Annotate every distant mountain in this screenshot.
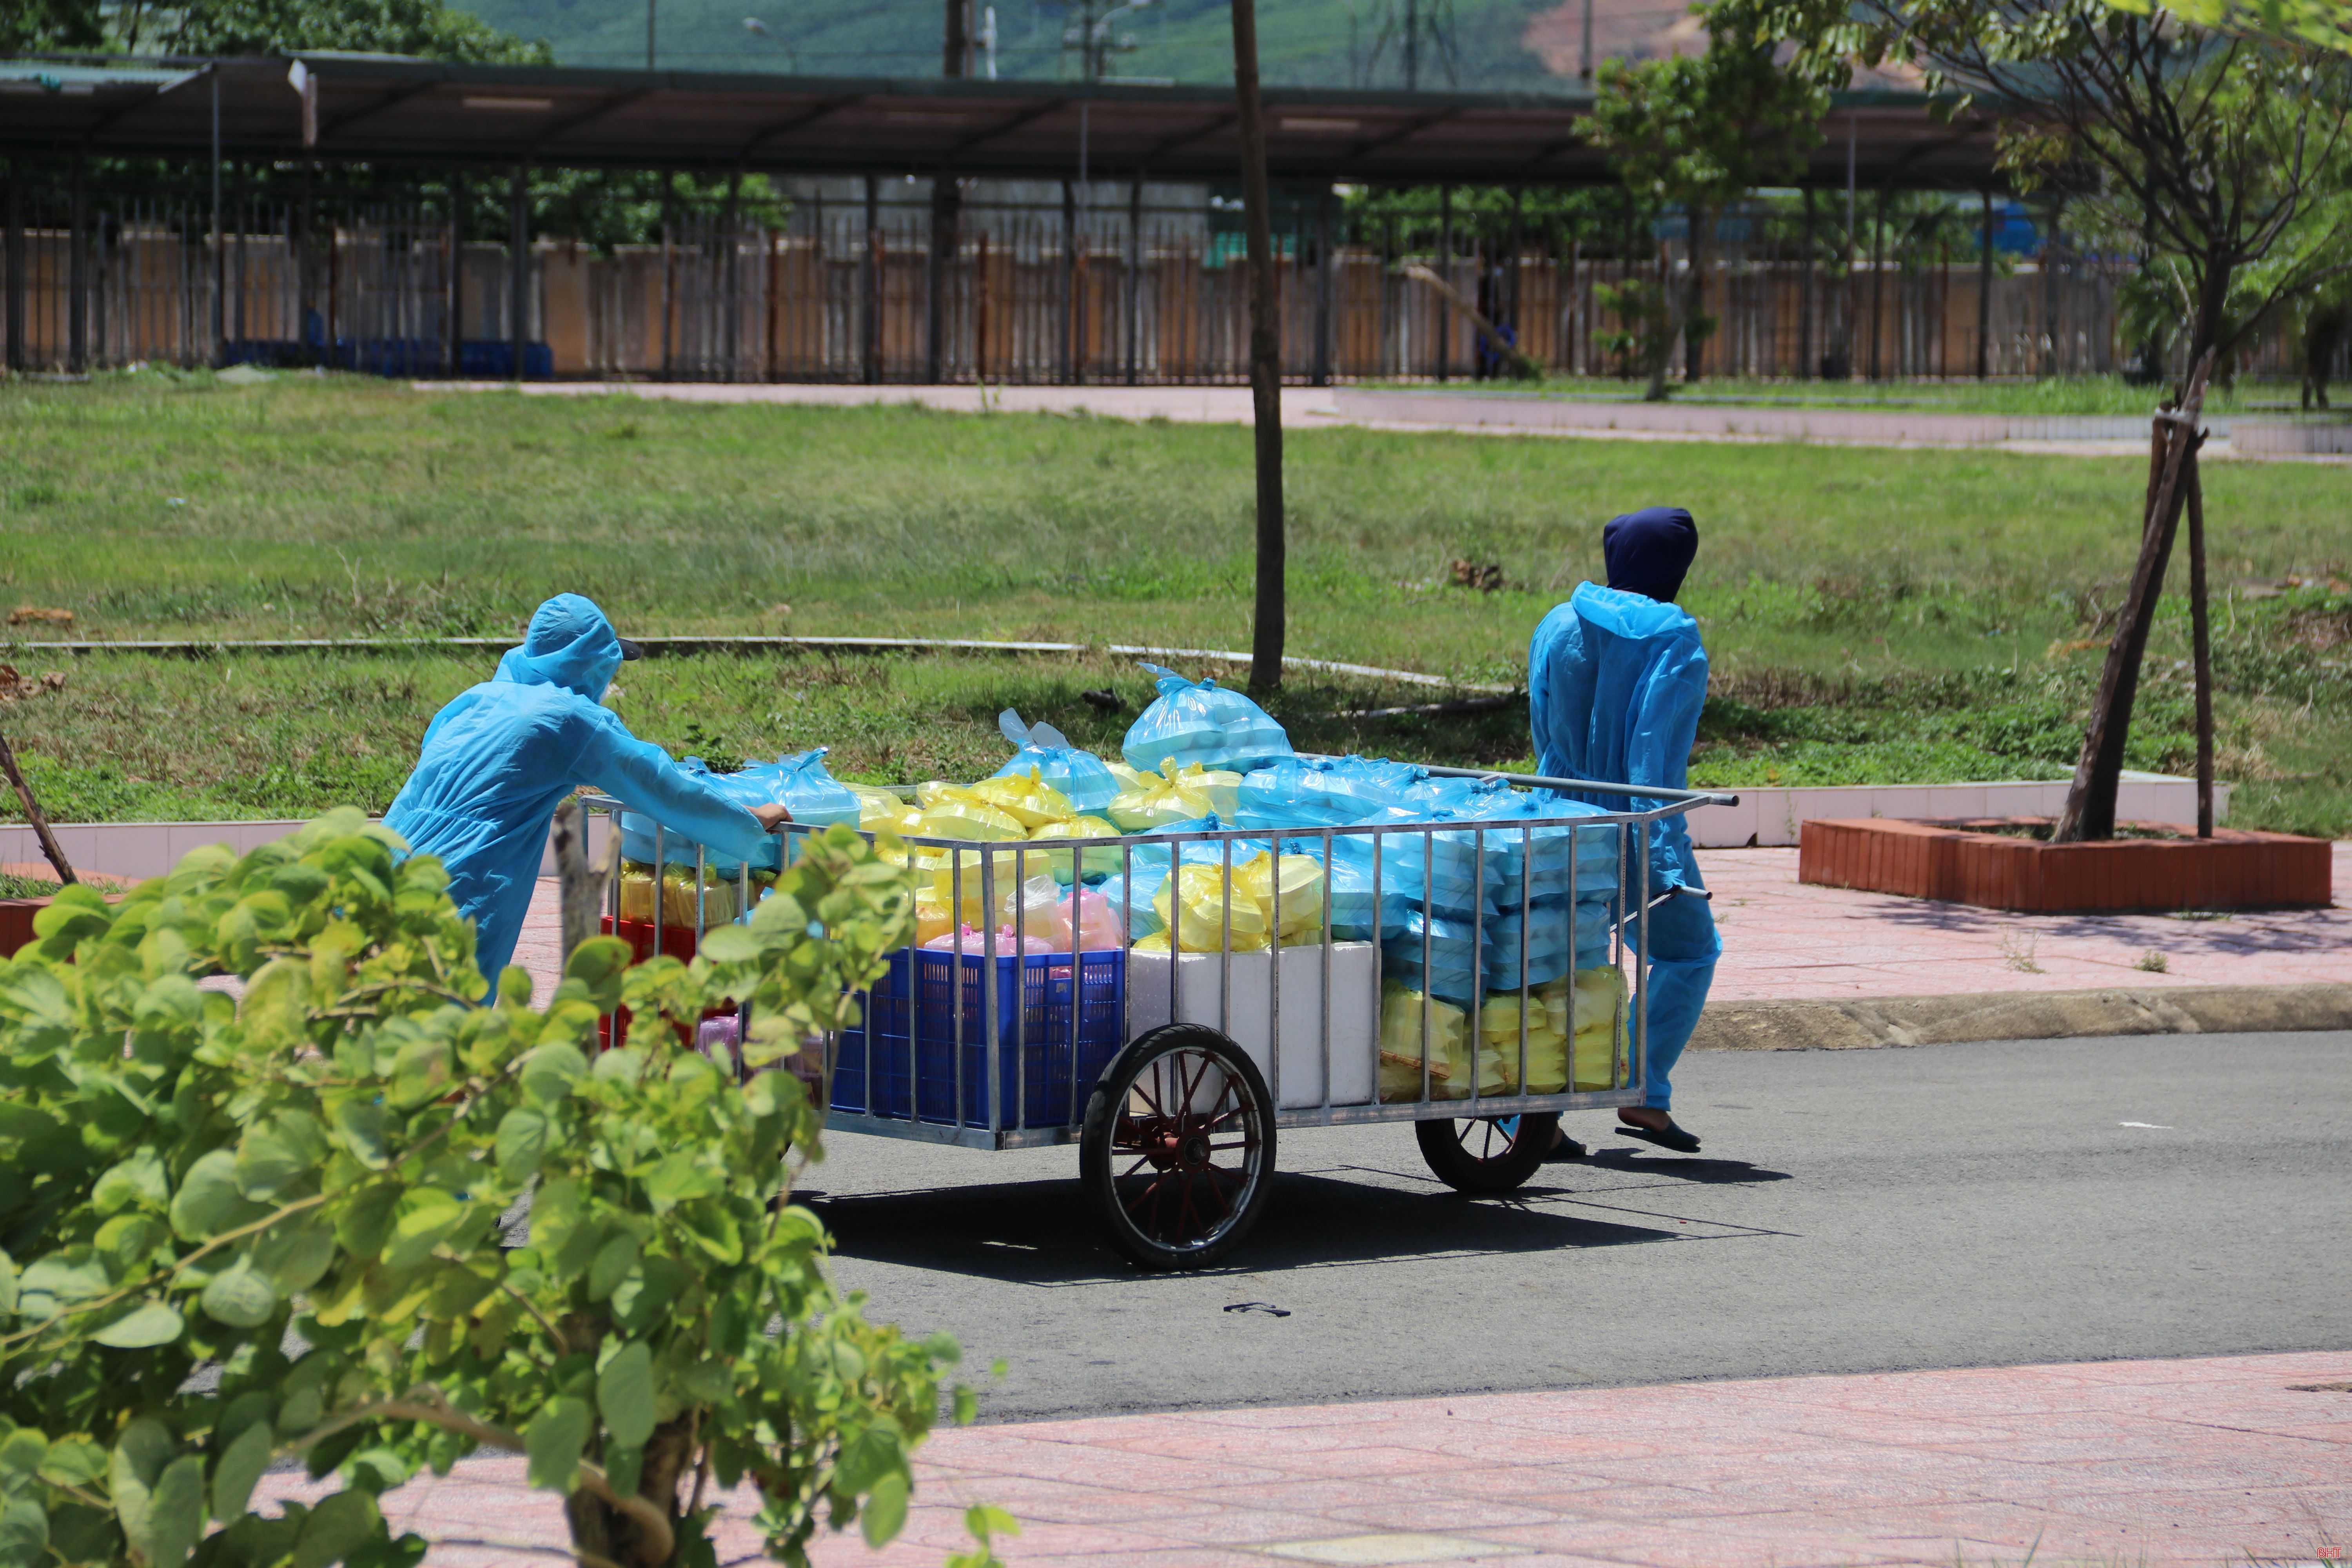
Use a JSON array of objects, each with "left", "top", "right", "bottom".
[{"left": 451, "top": 0, "right": 1715, "bottom": 90}]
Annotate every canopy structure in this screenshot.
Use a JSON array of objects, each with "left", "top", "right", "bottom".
[{"left": 1, "top": 55, "right": 2001, "bottom": 190}]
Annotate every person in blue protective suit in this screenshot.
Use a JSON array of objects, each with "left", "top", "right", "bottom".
[
  {"left": 1528, "top": 506, "right": 1717, "bottom": 1157},
  {"left": 385, "top": 594, "right": 791, "bottom": 995}
]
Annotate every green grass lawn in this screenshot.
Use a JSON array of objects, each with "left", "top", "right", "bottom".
[{"left": 2, "top": 370, "right": 2345, "bottom": 835}]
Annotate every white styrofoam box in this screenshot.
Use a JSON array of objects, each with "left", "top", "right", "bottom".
[{"left": 1126, "top": 941, "right": 1379, "bottom": 1110}]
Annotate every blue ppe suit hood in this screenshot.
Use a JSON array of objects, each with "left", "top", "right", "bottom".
[
  {"left": 1602, "top": 506, "right": 1699, "bottom": 604},
  {"left": 385, "top": 594, "right": 774, "bottom": 996},
  {"left": 1528, "top": 581, "right": 1719, "bottom": 1111}
]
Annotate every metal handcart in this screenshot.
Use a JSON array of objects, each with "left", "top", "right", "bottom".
[{"left": 581, "top": 765, "right": 1731, "bottom": 1271}]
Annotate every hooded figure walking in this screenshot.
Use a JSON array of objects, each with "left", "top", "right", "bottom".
[
  {"left": 1528, "top": 507, "right": 1717, "bottom": 1157},
  {"left": 386, "top": 593, "right": 791, "bottom": 995}
]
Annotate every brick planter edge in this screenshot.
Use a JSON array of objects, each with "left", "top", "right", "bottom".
[{"left": 1797, "top": 818, "right": 2334, "bottom": 913}]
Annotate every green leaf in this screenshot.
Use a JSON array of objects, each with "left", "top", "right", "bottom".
[
  {"left": 234, "top": 1114, "right": 327, "bottom": 1201},
  {"left": 35, "top": 1437, "right": 105, "bottom": 1489},
  {"left": 91, "top": 1301, "right": 185, "bottom": 1348},
  {"left": 17, "top": 1251, "right": 110, "bottom": 1321},
  {"left": 0, "top": 1430, "right": 48, "bottom": 1491},
  {"left": 332, "top": 1184, "right": 400, "bottom": 1257},
  {"left": 290, "top": 1490, "right": 381, "bottom": 1568},
  {"left": 93, "top": 1150, "right": 169, "bottom": 1217},
  {"left": 134, "top": 1454, "right": 205, "bottom": 1568},
  {"left": 596, "top": 1341, "right": 656, "bottom": 1450},
  {"left": 211, "top": 1421, "right": 273, "bottom": 1524},
  {"left": 330, "top": 1101, "right": 389, "bottom": 1170},
  {"left": 523, "top": 1398, "right": 590, "bottom": 1493},
  {"left": 642, "top": 1154, "right": 720, "bottom": 1211},
  {"left": 0, "top": 1498, "right": 47, "bottom": 1568},
  {"left": 831, "top": 1426, "right": 902, "bottom": 1495},
  {"left": 860, "top": 1471, "right": 909, "bottom": 1549},
  {"left": 254, "top": 1217, "right": 338, "bottom": 1294},
  {"left": 492, "top": 1109, "right": 548, "bottom": 1178},
  {"left": 562, "top": 935, "right": 633, "bottom": 1013},
  {"left": 585, "top": 1235, "right": 638, "bottom": 1303},
  {"left": 386, "top": 1036, "right": 452, "bottom": 1111},
  {"left": 169, "top": 1150, "right": 246, "bottom": 1240},
  {"left": 200, "top": 1262, "right": 279, "bottom": 1330},
  {"left": 382, "top": 1189, "right": 465, "bottom": 1272},
  {"left": 0, "top": 1249, "right": 15, "bottom": 1320},
  {"left": 519, "top": 1043, "right": 588, "bottom": 1107}
]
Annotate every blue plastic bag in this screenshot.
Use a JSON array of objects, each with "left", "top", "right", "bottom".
[
  {"left": 765, "top": 748, "right": 864, "bottom": 829},
  {"left": 1122, "top": 663, "right": 1294, "bottom": 774},
  {"left": 993, "top": 709, "right": 1121, "bottom": 815},
  {"left": 622, "top": 757, "right": 790, "bottom": 874},
  {"left": 1384, "top": 903, "right": 1611, "bottom": 1005},
  {"left": 1236, "top": 757, "right": 1380, "bottom": 831}
]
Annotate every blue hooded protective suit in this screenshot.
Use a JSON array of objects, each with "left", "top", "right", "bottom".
[
  {"left": 1528, "top": 580, "right": 1717, "bottom": 1111},
  {"left": 385, "top": 594, "right": 775, "bottom": 992}
]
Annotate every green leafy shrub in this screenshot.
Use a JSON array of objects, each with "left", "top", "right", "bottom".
[{"left": 0, "top": 810, "right": 970, "bottom": 1568}]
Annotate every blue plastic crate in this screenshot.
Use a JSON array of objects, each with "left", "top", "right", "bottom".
[{"left": 832, "top": 948, "right": 1126, "bottom": 1130}]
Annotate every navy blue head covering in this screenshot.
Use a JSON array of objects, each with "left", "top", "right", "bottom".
[{"left": 1602, "top": 507, "right": 1699, "bottom": 603}]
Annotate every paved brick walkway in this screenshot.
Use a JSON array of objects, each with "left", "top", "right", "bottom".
[
  {"left": 508, "top": 845, "right": 2351, "bottom": 1008},
  {"left": 258, "top": 1352, "right": 2351, "bottom": 1568}
]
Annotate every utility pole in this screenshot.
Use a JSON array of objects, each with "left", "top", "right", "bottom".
[
  {"left": 1403, "top": 0, "right": 1419, "bottom": 89},
  {"left": 944, "top": 0, "right": 969, "bottom": 75},
  {"left": 1579, "top": 0, "right": 1593, "bottom": 80},
  {"left": 646, "top": 0, "right": 657, "bottom": 69}
]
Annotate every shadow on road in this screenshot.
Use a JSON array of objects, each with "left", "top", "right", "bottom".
[
  {"left": 818, "top": 1168, "right": 1693, "bottom": 1285},
  {"left": 1570, "top": 1148, "right": 1795, "bottom": 1185}
]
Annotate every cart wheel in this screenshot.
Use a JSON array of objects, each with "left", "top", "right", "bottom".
[
  {"left": 1080, "top": 1024, "right": 1275, "bottom": 1271},
  {"left": 1415, "top": 1113, "right": 1560, "bottom": 1194}
]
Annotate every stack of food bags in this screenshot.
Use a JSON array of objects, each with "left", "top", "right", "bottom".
[
  {"left": 1121, "top": 663, "right": 1294, "bottom": 774},
  {"left": 1377, "top": 983, "right": 1469, "bottom": 1102}
]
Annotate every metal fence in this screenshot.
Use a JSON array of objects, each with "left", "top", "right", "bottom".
[{"left": 2, "top": 179, "right": 2318, "bottom": 385}]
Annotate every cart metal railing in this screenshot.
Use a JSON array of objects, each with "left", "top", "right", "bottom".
[{"left": 577, "top": 768, "right": 1731, "bottom": 1267}]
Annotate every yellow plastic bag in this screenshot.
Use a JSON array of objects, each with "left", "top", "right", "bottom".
[
  {"left": 1571, "top": 964, "right": 1627, "bottom": 1091},
  {"left": 1379, "top": 982, "right": 1468, "bottom": 1102},
  {"left": 968, "top": 768, "right": 1076, "bottom": 830},
  {"left": 1237, "top": 851, "right": 1325, "bottom": 941},
  {"left": 926, "top": 846, "right": 1031, "bottom": 927},
  {"left": 1152, "top": 863, "right": 1270, "bottom": 951},
  {"left": 1105, "top": 761, "right": 1245, "bottom": 832},
  {"left": 1027, "top": 814, "right": 1122, "bottom": 883},
  {"left": 845, "top": 783, "right": 913, "bottom": 831},
  {"left": 1477, "top": 987, "right": 1570, "bottom": 1095},
  {"left": 913, "top": 886, "right": 955, "bottom": 948},
  {"left": 617, "top": 860, "right": 743, "bottom": 927},
  {"left": 1104, "top": 759, "right": 1153, "bottom": 795},
  {"left": 915, "top": 785, "right": 1027, "bottom": 842}
]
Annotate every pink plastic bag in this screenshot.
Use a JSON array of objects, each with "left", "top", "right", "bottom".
[
  {"left": 1050, "top": 887, "right": 1126, "bottom": 953},
  {"left": 922, "top": 924, "right": 1065, "bottom": 955}
]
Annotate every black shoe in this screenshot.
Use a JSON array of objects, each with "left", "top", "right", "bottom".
[
  {"left": 1619, "top": 1118, "right": 1701, "bottom": 1154},
  {"left": 1542, "top": 1136, "right": 1588, "bottom": 1163}
]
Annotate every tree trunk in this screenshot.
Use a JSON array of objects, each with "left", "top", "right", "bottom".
[
  {"left": 1231, "top": 0, "right": 1285, "bottom": 698},
  {"left": 2052, "top": 349, "right": 2215, "bottom": 843},
  {"left": 1682, "top": 204, "right": 1708, "bottom": 383}
]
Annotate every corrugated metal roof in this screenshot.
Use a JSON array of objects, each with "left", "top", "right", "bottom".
[{"left": 0, "top": 54, "right": 2000, "bottom": 189}]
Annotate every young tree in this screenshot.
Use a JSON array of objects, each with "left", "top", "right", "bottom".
[
  {"left": 1586, "top": 0, "right": 1841, "bottom": 401},
  {"left": 1785, "top": 0, "right": 2352, "bottom": 382}
]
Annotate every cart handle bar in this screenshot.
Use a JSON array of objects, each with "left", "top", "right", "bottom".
[{"left": 1308, "top": 757, "right": 1740, "bottom": 809}]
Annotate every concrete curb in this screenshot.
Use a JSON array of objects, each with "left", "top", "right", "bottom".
[{"left": 1691, "top": 982, "right": 2352, "bottom": 1051}]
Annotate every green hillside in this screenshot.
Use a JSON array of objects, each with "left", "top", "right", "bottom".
[{"left": 455, "top": 0, "right": 1574, "bottom": 90}]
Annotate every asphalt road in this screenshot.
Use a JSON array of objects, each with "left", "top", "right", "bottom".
[{"left": 807, "top": 1031, "right": 2352, "bottom": 1423}]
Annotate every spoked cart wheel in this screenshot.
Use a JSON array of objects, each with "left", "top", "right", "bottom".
[
  {"left": 1414, "top": 1113, "right": 1561, "bottom": 1194},
  {"left": 1080, "top": 1025, "right": 1276, "bottom": 1270}
]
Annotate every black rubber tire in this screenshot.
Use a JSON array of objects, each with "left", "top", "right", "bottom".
[
  {"left": 1080, "top": 1024, "right": 1276, "bottom": 1270},
  {"left": 1414, "top": 1113, "right": 1561, "bottom": 1194}
]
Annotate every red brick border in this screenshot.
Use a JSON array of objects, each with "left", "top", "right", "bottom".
[{"left": 1798, "top": 818, "right": 2334, "bottom": 913}]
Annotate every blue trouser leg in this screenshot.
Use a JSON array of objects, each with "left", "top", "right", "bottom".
[{"left": 1629, "top": 859, "right": 1720, "bottom": 1112}]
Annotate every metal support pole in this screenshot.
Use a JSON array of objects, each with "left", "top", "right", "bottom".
[
  {"left": 1840, "top": 111, "right": 1855, "bottom": 379},
  {"left": 211, "top": 69, "right": 225, "bottom": 366},
  {"left": 1313, "top": 184, "right": 1333, "bottom": 387},
  {"left": 926, "top": 172, "right": 955, "bottom": 383},
  {"left": 4, "top": 166, "right": 22, "bottom": 373},
  {"left": 1231, "top": 0, "right": 1286, "bottom": 696},
  {"left": 67, "top": 154, "right": 87, "bottom": 372},
  {"left": 1436, "top": 182, "right": 1451, "bottom": 381},
  {"left": 1798, "top": 185, "right": 1815, "bottom": 379},
  {"left": 1579, "top": 0, "right": 1593, "bottom": 80},
  {"left": 508, "top": 161, "right": 528, "bottom": 382},
  {"left": 863, "top": 174, "right": 882, "bottom": 384},
  {"left": 1126, "top": 175, "right": 1143, "bottom": 385},
  {"left": 2186, "top": 443, "right": 2214, "bottom": 837},
  {"left": 1060, "top": 178, "right": 1076, "bottom": 384},
  {"left": 1977, "top": 189, "right": 1993, "bottom": 381}
]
